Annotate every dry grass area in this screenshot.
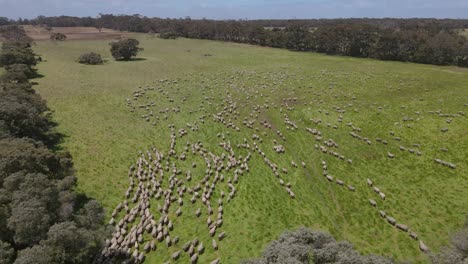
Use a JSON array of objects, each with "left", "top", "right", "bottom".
[{"left": 23, "top": 25, "right": 130, "bottom": 41}]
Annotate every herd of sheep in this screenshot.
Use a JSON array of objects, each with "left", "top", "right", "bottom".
[{"left": 103, "top": 69, "right": 462, "bottom": 263}]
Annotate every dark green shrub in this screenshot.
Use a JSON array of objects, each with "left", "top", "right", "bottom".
[
  {"left": 0, "top": 241, "right": 14, "bottom": 264},
  {"left": 78, "top": 52, "right": 103, "bottom": 65},
  {"left": 0, "top": 43, "right": 37, "bottom": 67},
  {"left": 159, "top": 31, "right": 179, "bottom": 39},
  {"left": 0, "top": 70, "right": 28, "bottom": 83},
  {"left": 50, "top": 32, "right": 67, "bottom": 41},
  {"left": 0, "top": 25, "right": 33, "bottom": 47},
  {"left": 5, "top": 64, "right": 36, "bottom": 78},
  {"left": 245, "top": 228, "right": 393, "bottom": 264}
]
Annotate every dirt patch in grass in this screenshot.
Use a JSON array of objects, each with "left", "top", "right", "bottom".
[{"left": 23, "top": 25, "right": 131, "bottom": 41}]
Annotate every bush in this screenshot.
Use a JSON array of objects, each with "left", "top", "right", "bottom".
[
  {"left": 0, "top": 43, "right": 37, "bottom": 67},
  {"left": 159, "top": 31, "right": 179, "bottom": 39},
  {"left": 244, "top": 227, "right": 393, "bottom": 264},
  {"left": 109, "top": 38, "right": 142, "bottom": 61},
  {"left": 5, "top": 64, "right": 36, "bottom": 78},
  {"left": 78, "top": 52, "right": 103, "bottom": 65},
  {"left": 14, "top": 245, "right": 55, "bottom": 264},
  {"left": 0, "top": 25, "right": 33, "bottom": 47},
  {"left": 50, "top": 32, "right": 66, "bottom": 41},
  {"left": 431, "top": 217, "right": 468, "bottom": 264},
  {"left": 0, "top": 86, "right": 51, "bottom": 142},
  {"left": 0, "top": 241, "right": 14, "bottom": 264},
  {"left": 0, "top": 70, "right": 29, "bottom": 83}
]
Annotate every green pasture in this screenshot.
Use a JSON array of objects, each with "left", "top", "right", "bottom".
[{"left": 32, "top": 35, "right": 468, "bottom": 263}]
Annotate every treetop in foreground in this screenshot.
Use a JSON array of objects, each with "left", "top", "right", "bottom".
[{"left": 244, "top": 227, "right": 394, "bottom": 264}]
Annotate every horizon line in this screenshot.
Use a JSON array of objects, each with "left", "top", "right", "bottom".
[{"left": 4, "top": 14, "right": 468, "bottom": 21}]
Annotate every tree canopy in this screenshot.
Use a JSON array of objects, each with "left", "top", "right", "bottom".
[
  {"left": 109, "top": 38, "right": 142, "bottom": 61},
  {"left": 244, "top": 228, "right": 393, "bottom": 264},
  {"left": 21, "top": 15, "right": 468, "bottom": 67},
  {"left": 0, "top": 25, "right": 108, "bottom": 264}
]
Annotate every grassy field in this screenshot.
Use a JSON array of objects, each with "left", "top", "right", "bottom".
[{"left": 32, "top": 35, "right": 468, "bottom": 264}]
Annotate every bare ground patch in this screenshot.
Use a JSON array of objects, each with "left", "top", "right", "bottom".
[{"left": 23, "top": 25, "right": 131, "bottom": 41}]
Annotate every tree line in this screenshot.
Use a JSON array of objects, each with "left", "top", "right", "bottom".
[
  {"left": 4, "top": 15, "right": 468, "bottom": 33},
  {"left": 0, "top": 25, "right": 109, "bottom": 264},
  {"left": 4, "top": 15, "right": 468, "bottom": 67}
]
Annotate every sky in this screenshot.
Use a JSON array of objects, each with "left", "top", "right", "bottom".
[{"left": 0, "top": 0, "right": 467, "bottom": 20}]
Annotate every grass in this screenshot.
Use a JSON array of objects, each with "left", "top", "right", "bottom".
[{"left": 32, "top": 35, "right": 468, "bottom": 264}]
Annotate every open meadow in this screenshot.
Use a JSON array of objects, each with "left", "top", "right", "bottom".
[{"left": 32, "top": 33, "right": 468, "bottom": 264}]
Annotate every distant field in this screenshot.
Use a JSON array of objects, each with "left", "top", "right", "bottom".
[
  {"left": 33, "top": 34, "right": 468, "bottom": 264},
  {"left": 23, "top": 25, "right": 130, "bottom": 41}
]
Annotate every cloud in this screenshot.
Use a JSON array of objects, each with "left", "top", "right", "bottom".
[{"left": 0, "top": 0, "right": 467, "bottom": 19}]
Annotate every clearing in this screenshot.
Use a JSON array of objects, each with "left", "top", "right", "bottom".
[{"left": 32, "top": 34, "right": 468, "bottom": 264}]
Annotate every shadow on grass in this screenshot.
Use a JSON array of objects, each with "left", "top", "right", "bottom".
[
  {"left": 116, "top": 57, "right": 147, "bottom": 62},
  {"left": 33, "top": 73, "right": 45, "bottom": 79},
  {"left": 42, "top": 117, "right": 70, "bottom": 152},
  {"left": 47, "top": 129, "right": 69, "bottom": 152}
]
